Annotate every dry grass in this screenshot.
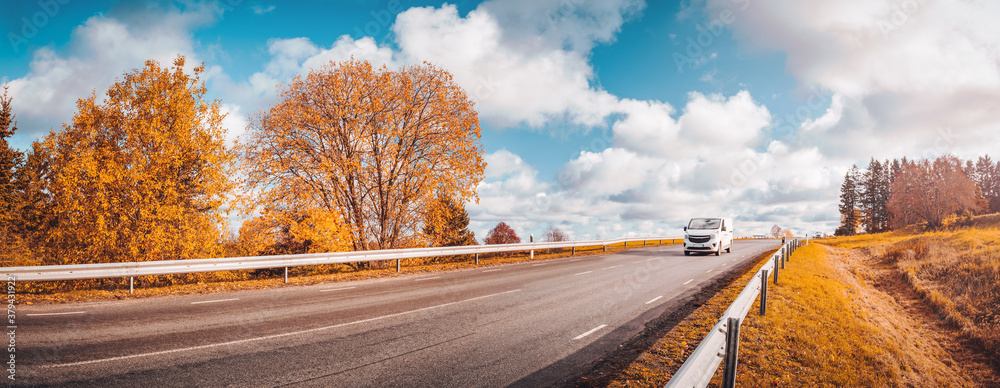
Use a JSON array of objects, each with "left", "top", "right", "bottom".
[
  {"left": 608, "top": 233, "right": 1000, "bottom": 387},
  {"left": 16, "top": 240, "right": 681, "bottom": 305},
  {"left": 605, "top": 248, "right": 779, "bottom": 387},
  {"left": 825, "top": 221, "right": 1000, "bottom": 365}
]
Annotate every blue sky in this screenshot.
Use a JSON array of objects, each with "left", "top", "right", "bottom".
[{"left": 3, "top": 0, "right": 999, "bottom": 240}]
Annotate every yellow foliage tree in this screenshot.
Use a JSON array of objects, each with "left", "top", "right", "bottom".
[
  {"left": 236, "top": 208, "right": 352, "bottom": 256},
  {"left": 41, "top": 55, "right": 235, "bottom": 264},
  {"left": 241, "top": 59, "right": 485, "bottom": 252}
]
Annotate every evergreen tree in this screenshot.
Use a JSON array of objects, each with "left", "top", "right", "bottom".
[
  {"left": 0, "top": 85, "right": 22, "bottom": 229},
  {"left": 423, "top": 194, "right": 477, "bottom": 247},
  {"left": 837, "top": 165, "right": 861, "bottom": 236},
  {"left": 973, "top": 155, "right": 1000, "bottom": 213}
]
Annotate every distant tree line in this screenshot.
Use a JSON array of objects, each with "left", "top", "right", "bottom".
[{"left": 837, "top": 154, "right": 995, "bottom": 235}]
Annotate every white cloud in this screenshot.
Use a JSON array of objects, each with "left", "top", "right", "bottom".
[
  {"left": 5, "top": 2, "right": 227, "bottom": 148},
  {"left": 393, "top": 4, "right": 620, "bottom": 127},
  {"left": 708, "top": 0, "right": 1000, "bottom": 162},
  {"left": 252, "top": 5, "right": 276, "bottom": 15},
  {"left": 473, "top": 89, "right": 842, "bottom": 237}
]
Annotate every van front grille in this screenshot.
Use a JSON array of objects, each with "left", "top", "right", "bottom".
[{"left": 689, "top": 236, "right": 711, "bottom": 243}]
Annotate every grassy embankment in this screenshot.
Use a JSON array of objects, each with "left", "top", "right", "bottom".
[
  {"left": 16, "top": 239, "right": 682, "bottom": 304},
  {"left": 606, "top": 217, "right": 1000, "bottom": 387}
]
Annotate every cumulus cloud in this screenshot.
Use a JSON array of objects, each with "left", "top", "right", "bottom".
[
  {"left": 707, "top": 0, "right": 1000, "bottom": 161},
  {"left": 7, "top": 3, "right": 217, "bottom": 145},
  {"left": 393, "top": 4, "right": 621, "bottom": 127}
]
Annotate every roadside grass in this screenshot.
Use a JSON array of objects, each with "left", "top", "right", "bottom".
[
  {"left": 823, "top": 221, "right": 1000, "bottom": 367},
  {"left": 15, "top": 239, "right": 682, "bottom": 305},
  {"left": 608, "top": 238, "right": 994, "bottom": 387},
  {"left": 603, "top": 247, "right": 779, "bottom": 387}
]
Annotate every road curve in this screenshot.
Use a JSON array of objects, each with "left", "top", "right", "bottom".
[{"left": 19, "top": 239, "right": 779, "bottom": 387}]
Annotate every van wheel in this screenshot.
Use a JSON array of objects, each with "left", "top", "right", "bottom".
[
  {"left": 684, "top": 251, "right": 690, "bottom": 256},
  {"left": 726, "top": 244, "right": 731, "bottom": 253},
  {"left": 714, "top": 246, "right": 720, "bottom": 256}
]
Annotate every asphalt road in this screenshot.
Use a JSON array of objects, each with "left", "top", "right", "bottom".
[{"left": 17, "top": 239, "right": 779, "bottom": 387}]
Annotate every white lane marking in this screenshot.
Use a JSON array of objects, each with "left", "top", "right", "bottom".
[
  {"left": 602, "top": 265, "right": 622, "bottom": 270},
  {"left": 706, "top": 269, "right": 712, "bottom": 273},
  {"left": 573, "top": 324, "right": 608, "bottom": 340},
  {"left": 645, "top": 296, "right": 663, "bottom": 305},
  {"left": 573, "top": 271, "right": 592, "bottom": 276},
  {"left": 482, "top": 269, "right": 503, "bottom": 273},
  {"left": 632, "top": 260, "right": 644, "bottom": 264},
  {"left": 25, "top": 311, "right": 86, "bottom": 317},
  {"left": 46, "top": 289, "right": 523, "bottom": 368},
  {"left": 319, "top": 287, "right": 356, "bottom": 292},
  {"left": 414, "top": 277, "right": 441, "bottom": 282},
  {"left": 531, "top": 263, "right": 549, "bottom": 267},
  {"left": 683, "top": 279, "right": 694, "bottom": 285},
  {"left": 720, "top": 263, "right": 727, "bottom": 267},
  {"left": 568, "top": 259, "right": 581, "bottom": 262},
  {"left": 190, "top": 298, "right": 239, "bottom": 305}
]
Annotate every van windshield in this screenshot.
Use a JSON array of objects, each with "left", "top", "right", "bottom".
[{"left": 688, "top": 218, "right": 721, "bottom": 230}]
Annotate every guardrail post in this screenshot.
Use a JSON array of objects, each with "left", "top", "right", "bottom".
[
  {"left": 530, "top": 235, "right": 534, "bottom": 259},
  {"left": 722, "top": 317, "right": 742, "bottom": 388},
  {"left": 397, "top": 258, "right": 401, "bottom": 272},
  {"left": 643, "top": 240, "right": 646, "bottom": 247},
  {"left": 781, "top": 248, "right": 786, "bottom": 269},
  {"left": 760, "top": 270, "right": 768, "bottom": 316},
  {"left": 284, "top": 267, "right": 288, "bottom": 283},
  {"left": 129, "top": 277, "right": 134, "bottom": 294},
  {"left": 603, "top": 244, "right": 606, "bottom": 252},
  {"left": 773, "top": 257, "right": 779, "bottom": 285},
  {"left": 475, "top": 253, "right": 479, "bottom": 265},
  {"left": 571, "top": 246, "right": 575, "bottom": 255}
]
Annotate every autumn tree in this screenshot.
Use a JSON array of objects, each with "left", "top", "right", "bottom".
[
  {"left": 242, "top": 59, "right": 485, "bottom": 252},
  {"left": 423, "top": 193, "right": 476, "bottom": 247},
  {"left": 40, "top": 56, "right": 236, "bottom": 265},
  {"left": 484, "top": 222, "right": 520, "bottom": 245},
  {"left": 544, "top": 226, "right": 569, "bottom": 242},
  {"left": 887, "top": 156, "right": 979, "bottom": 229},
  {"left": 769, "top": 224, "right": 783, "bottom": 239},
  {"left": 234, "top": 208, "right": 352, "bottom": 256}
]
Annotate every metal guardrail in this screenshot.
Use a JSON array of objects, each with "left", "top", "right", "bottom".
[
  {"left": 665, "top": 239, "right": 801, "bottom": 388},
  {"left": 1, "top": 236, "right": 682, "bottom": 282}
]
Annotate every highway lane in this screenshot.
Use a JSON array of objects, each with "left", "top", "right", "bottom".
[{"left": 18, "top": 239, "right": 780, "bottom": 387}]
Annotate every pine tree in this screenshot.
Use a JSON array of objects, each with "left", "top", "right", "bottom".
[
  {"left": 423, "top": 194, "right": 477, "bottom": 247},
  {"left": 973, "top": 155, "right": 1000, "bottom": 213},
  {"left": 0, "top": 85, "right": 23, "bottom": 229},
  {"left": 837, "top": 165, "right": 861, "bottom": 236}
]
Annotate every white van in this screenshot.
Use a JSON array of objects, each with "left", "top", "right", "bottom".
[{"left": 683, "top": 217, "right": 733, "bottom": 256}]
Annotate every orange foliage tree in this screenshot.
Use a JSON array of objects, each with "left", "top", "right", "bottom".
[
  {"left": 241, "top": 60, "right": 485, "bottom": 252},
  {"left": 39, "top": 56, "right": 235, "bottom": 264},
  {"left": 888, "top": 156, "right": 979, "bottom": 229}
]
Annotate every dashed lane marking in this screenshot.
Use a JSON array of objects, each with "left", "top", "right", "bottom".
[
  {"left": 26, "top": 311, "right": 86, "bottom": 316},
  {"left": 573, "top": 324, "right": 607, "bottom": 340},
  {"left": 191, "top": 298, "right": 239, "bottom": 305},
  {"left": 320, "top": 287, "right": 356, "bottom": 292}
]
